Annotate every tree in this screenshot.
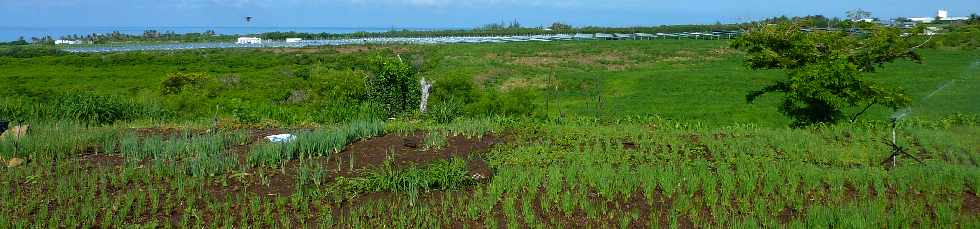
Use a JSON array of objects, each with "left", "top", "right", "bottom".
[
  {"left": 847, "top": 9, "right": 872, "bottom": 21},
  {"left": 508, "top": 19, "right": 522, "bottom": 29},
  {"left": 549, "top": 22, "right": 572, "bottom": 31},
  {"left": 731, "top": 22, "right": 923, "bottom": 127},
  {"left": 11, "top": 37, "right": 28, "bottom": 45}
]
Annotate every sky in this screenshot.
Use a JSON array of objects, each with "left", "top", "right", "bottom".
[{"left": 0, "top": 0, "right": 978, "bottom": 28}]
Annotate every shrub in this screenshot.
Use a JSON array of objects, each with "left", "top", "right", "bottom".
[
  {"left": 226, "top": 99, "right": 262, "bottom": 124},
  {"left": 161, "top": 72, "right": 212, "bottom": 95},
  {"left": 312, "top": 69, "right": 368, "bottom": 101},
  {"left": 430, "top": 73, "right": 480, "bottom": 104},
  {"left": 367, "top": 56, "right": 419, "bottom": 117}
]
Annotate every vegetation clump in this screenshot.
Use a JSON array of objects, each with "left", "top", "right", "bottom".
[
  {"left": 368, "top": 56, "right": 420, "bottom": 117},
  {"left": 733, "top": 22, "right": 923, "bottom": 126},
  {"left": 161, "top": 72, "right": 213, "bottom": 95}
]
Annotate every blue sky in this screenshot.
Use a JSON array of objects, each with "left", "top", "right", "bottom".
[{"left": 1, "top": 0, "right": 978, "bottom": 28}]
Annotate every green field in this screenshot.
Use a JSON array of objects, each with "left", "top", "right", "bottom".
[{"left": 0, "top": 40, "right": 978, "bottom": 227}]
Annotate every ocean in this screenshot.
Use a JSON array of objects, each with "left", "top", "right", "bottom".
[{"left": 0, "top": 26, "right": 446, "bottom": 42}]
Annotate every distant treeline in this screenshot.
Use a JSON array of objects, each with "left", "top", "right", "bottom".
[{"left": 257, "top": 24, "right": 746, "bottom": 40}]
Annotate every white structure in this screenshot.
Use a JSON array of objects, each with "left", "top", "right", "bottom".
[
  {"left": 236, "top": 37, "right": 262, "bottom": 44},
  {"left": 908, "top": 17, "right": 935, "bottom": 23},
  {"left": 908, "top": 9, "right": 970, "bottom": 23},
  {"left": 419, "top": 78, "right": 432, "bottom": 113},
  {"left": 285, "top": 38, "right": 303, "bottom": 43},
  {"left": 55, "top": 40, "right": 83, "bottom": 45}
]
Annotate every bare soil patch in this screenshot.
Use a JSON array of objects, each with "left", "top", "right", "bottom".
[
  {"left": 333, "top": 132, "right": 500, "bottom": 177},
  {"left": 964, "top": 190, "right": 980, "bottom": 216}
]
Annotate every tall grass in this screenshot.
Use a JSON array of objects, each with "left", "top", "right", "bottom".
[{"left": 248, "top": 120, "right": 384, "bottom": 167}]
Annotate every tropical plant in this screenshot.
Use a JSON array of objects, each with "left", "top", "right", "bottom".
[{"left": 731, "top": 22, "right": 923, "bottom": 126}]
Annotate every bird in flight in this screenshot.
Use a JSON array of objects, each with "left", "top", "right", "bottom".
[{"left": 245, "top": 16, "right": 253, "bottom": 23}]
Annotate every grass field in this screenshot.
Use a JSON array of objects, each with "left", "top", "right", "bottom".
[{"left": 0, "top": 40, "right": 978, "bottom": 227}]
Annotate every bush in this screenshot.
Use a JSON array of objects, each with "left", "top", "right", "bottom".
[
  {"left": 161, "top": 72, "right": 212, "bottom": 95},
  {"left": 430, "top": 73, "right": 479, "bottom": 104},
  {"left": 367, "top": 56, "right": 419, "bottom": 117},
  {"left": 312, "top": 69, "right": 368, "bottom": 101},
  {"left": 226, "top": 99, "right": 262, "bottom": 124}
]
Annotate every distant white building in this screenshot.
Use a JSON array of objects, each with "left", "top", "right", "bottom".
[
  {"left": 285, "top": 38, "right": 303, "bottom": 43},
  {"left": 236, "top": 37, "right": 262, "bottom": 44},
  {"left": 55, "top": 40, "right": 83, "bottom": 45},
  {"left": 908, "top": 9, "right": 970, "bottom": 23}
]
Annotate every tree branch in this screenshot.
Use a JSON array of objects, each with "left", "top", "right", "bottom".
[{"left": 850, "top": 100, "right": 876, "bottom": 122}]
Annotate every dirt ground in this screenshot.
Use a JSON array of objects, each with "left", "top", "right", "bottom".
[{"left": 207, "top": 131, "right": 502, "bottom": 198}]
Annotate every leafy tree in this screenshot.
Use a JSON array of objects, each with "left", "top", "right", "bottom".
[
  {"left": 732, "top": 22, "right": 923, "bottom": 127},
  {"left": 847, "top": 9, "right": 873, "bottom": 21},
  {"left": 549, "top": 22, "right": 573, "bottom": 31},
  {"left": 368, "top": 56, "right": 419, "bottom": 117}
]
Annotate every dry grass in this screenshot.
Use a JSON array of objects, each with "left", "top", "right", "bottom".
[{"left": 498, "top": 77, "right": 548, "bottom": 92}]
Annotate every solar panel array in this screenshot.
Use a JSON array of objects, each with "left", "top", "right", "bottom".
[{"left": 62, "top": 32, "right": 742, "bottom": 53}]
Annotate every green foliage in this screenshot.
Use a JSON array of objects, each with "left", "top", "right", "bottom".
[
  {"left": 313, "top": 101, "right": 383, "bottom": 124},
  {"left": 161, "top": 72, "right": 213, "bottom": 95},
  {"left": 930, "top": 24, "right": 980, "bottom": 49},
  {"left": 467, "top": 88, "right": 537, "bottom": 117},
  {"left": 422, "top": 131, "right": 449, "bottom": 150},
  {"left": 368, "top": 56, "right": 420, "bottom": 117},
  {"left": 330, "top": 158, "right": 474, "bottom": 202},
  {"left": 0, "top": 46, "right": 67, "bottom": 58},
  {"left": 732, "top": 22, "right": 921, "bottom": 126},
  {"left": 430, "top": 74, "right": 479, "bottom": 104},
  {"left": 549, "top": 22, "right": 573, "bottom": 31},
  {"left": 248, "top": 120, "right": 384, "bottom": 167},
  {"left": 0, "top": 39, "right": 974, "bottom": 126},
  {"left": 226, "top": 99, "right": 263, "bottom": 124},
  {"left": 53, "top": 92, "right": 145, "bottom": 125},
  {"left": 311, "top": 69, "right": 368, "bottom": 101},
  {"left": 427, "top": 97, "right": 465, "bottom": 123}
]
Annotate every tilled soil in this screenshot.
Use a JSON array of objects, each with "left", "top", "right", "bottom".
[{"left": 332, "top": 132, "right": 499, "bottom": 176}]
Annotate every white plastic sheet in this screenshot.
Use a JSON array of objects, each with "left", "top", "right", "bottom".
[{"left": 266, "top": 134, "right": 296, "bottom": 143}]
